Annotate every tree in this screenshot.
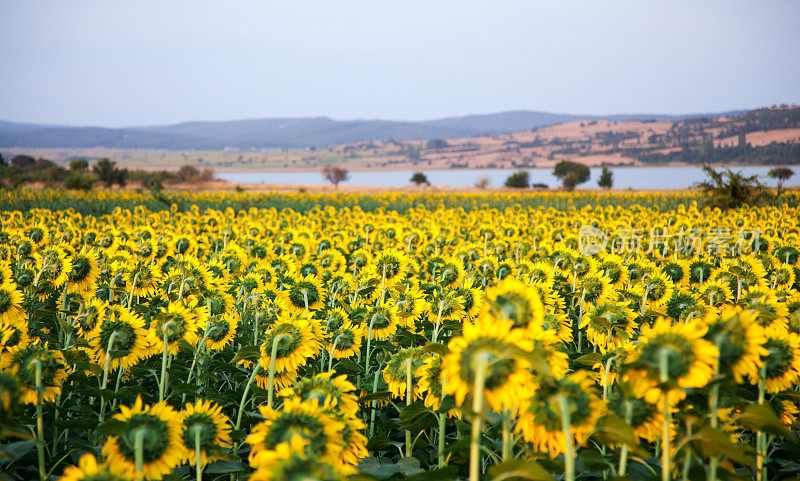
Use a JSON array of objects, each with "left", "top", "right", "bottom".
[
  {"left": 695, "top": 164, "right": 769, "bottom": 209},
  {"left": 93, "top": 158, "right": 117, "bottom": 187},
  {"left": 410, "top": 172, "right": 430, "bottom": 186},
  {"left": 426, "top": 139, "right": 448, "bottom": 149},
  {"left": 768, "top": 167, "right": 794, "bottom": 195},
  {"left": 474, "top": 177, "right": 490, "bottom": 189},
  {"left": 176, "top": 165, "right": 200, "bottom": 182},
  {"left": 598, "top": 167, "right": 613, "bottom": 189},
  {"left": 322, "top": 166, "right": 348, "bottom": 188},
  {"left": 504, "top": 171, "right": 529, "bottom": 189},
  {"left": 553, "top": 160, "right": 590, "bottom": 191},
  {"left": 11, "top": 155, "right": 35, "bottom": 168},
  {"left": 70, "top": 159, "right": 89, "bottom": 172}
]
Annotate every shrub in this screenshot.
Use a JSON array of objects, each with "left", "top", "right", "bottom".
[{"left": 504, "top": 171, "right": 529, "bottom": 188}]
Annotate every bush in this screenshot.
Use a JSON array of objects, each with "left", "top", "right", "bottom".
[
  {"left": 504, "top": 171, "right": 530, "bottom": 189},
  {"left": 64, "top": 172, "right": 95, "bottom": 190},
  {"left": 695, "top": 164, "right": 770, "bottom": 209}
]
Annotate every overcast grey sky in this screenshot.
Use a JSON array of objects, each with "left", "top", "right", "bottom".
[{"left": 1, "top": 0, "right": 798, "bottom": 127}]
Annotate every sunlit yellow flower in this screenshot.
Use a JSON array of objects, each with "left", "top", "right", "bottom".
[
  {"left": 179, "top": 399, "right": 232, "bottom": 465},
  {"left": 59, "top": 453, "right": 127, "bottom": 481},
  {"left": 441, "top": 315, "right": 534, "bottom": 412},
  {"left": 103, "top": 396, "right": 185, "bottom": 480},
  {"left": 516, "top": 372, "right": 606, "bottom": 457}
]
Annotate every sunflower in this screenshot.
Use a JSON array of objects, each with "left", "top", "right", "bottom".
[
  {"left": 279, "top": 372, "right": 359, "bottom": 417},
  {"left": 327, "top": 319, "right": 364, "bottom": 360},
  {"left": 258, "top": 312, "right": 322, "bottom": 375},
  {"left": 247, "top": 434, "right": 344, "bottom": 481},
  {"left": 125, "top": 262, "right": 161, "bottom": 298},
  {"left": 441, "top": 315, "right": 534, "bottom": 412},
  {"left": 179, "top": 399, "right": 232, "bottom": 466},
  {"left": 626, "top": 318, "right": 719, "bottom": 405},
  {"left": 90, "top": 305, "right": 149, "bottom": 371},
  {"left": 640, "top": 271, "right": 674, "bottom": 309},
  {"left": 704, "top": 307, "right": 767, "bottom": 383},
  {"left": 661, "top": 260, "right": 690, "bottom": 285},
  {"left": 0, "top": 321, "right": 30, "bottom": 353},
  {"left": 664, "top": 290, "right": 702, "bottom": 320},
  {"left": 364, "top": 300, "right": 400, "bottom": 341},
  {"left": 67, "top": 248, "right": 100, "bottom": 294},
  {"left": 425, "top": 289, "right": 465, "bottom": 328},
  {"left": 280, "top": 274, "right": 326, "bottom": 313},
  {"left": 392, "top": 283, "right": 427, "bottom": 329},
  {"left": 608, "top": 394, "right": 663, "bottom": 442},
  {"left": 0, "top": 370, "right": 20, "bottom": 416},
  {"left": 482, "top": 276, "right": 545, "bottom": 330},
  {"left": 0, "top": 343, "right": 70, "bottom": 404},
  {"left": 698, "top": 279, "right": 733, "bottom": 307},
  {"left": 246, "top": 398, "right": 345, "bottom": 469},
  {"left": 580, "top": 302, "right": 638, "bottom": 353},
  {"left": 383, "top": 347, "right": 428, "bottom": 400},
  {"left": 0, "top": 282, "right": 25, "bottom": 328},
  {"left": 416, "top": 354, "right": 456, "bottom": 414},
  {"left": 204, "top": 311, "right": 238, "bottom": 351},
  {"left": 771, "top": 263, "right": 796, "bottom": 289},
  {"left": 59, "top": 453, "right": 127, "bottom": 481},
  {"left": 527, "top": 260, "right": 557, "bottom": 286},
  {"left": 149, "top": 300, "right": 200, "bottom": 355},
  {"left": 369, "top": 249, "right": 410, "bottom": 289},
  {"left": 515, "top": 372, "right": 605, "bottom": 457},
  {"left": 103, "top": 397, "right": 185, "bottom": 480},
  {"left": 756, "top": 330, "right": 800, "bottom": 393},
  {"left": 33, "top": 246, "right": 72, "bottom": 289}
]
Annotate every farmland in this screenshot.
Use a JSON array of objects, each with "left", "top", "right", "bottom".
[{"left": 1, "top": 190, "right": 799, "bottom": 481}]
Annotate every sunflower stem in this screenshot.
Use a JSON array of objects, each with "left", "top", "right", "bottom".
[
  {"left": 469, "top": 352, "right": 489, "bottom": 481},
  {"left": 159, "top": 321, "right": 174, "bottom": 402},
  {"left": 502, "top": 410, "right": 512, "bottom": 461},
  {"left": 194, "top": 425, "right": 203, "bottom": 481},
  {"left": 577, "top": 288, "right": 586, "bottom": 352},
  {"left": 364, "top": 313, "right": 378, "bottom": 373},
  {"left": 234, "top": 363, "right": 260, "bottom": 433},
  {"left": 381, "top": 263, "right": 387, "bottom": 304},
  {"left": 127, "top": 272, "right": 140, "bottom": 309},
  {"left": 756, "top": 363, "right": 766, "bottom": 481},
  {"left": 369, "top": 369, "right": 381, "bottom": 438},
  {"left": 557, "top": 394, "right": 575, "bottom": 481},
  {"left": 99, "top": 331, "right": 119, "bottom": 423},
  {"left": 438, "top": 412, "right": 447, "bottom": 468},
  {"left": 134, "top": 428, "right": 145, "bottom": 481},
  {"left": 328, "top": 335, "right": 341, "bottom": 372},
  {"left": 405, "top": 357, "right": 413, "bottom": 458},
  {"left": 659, "top": 347, "right": 671, "bottom": 481},
  {"left": 34, "top": 359, "right": 46, "bottom": 481},
  {"left": 301, "top": 289, "right": 309, "bottom": 312},
  {"left": 618, "top": 399, "right": 633, "bottom": 477},
  {"left": 432, "top": 300, "right": 445, "bottom": 344},
  {"left": 267, "top": 334, "right": 289, "bottom": 408}
]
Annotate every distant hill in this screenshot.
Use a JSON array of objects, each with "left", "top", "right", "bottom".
[{"left": 0, "top": 109, "right": 748, "bottom": 150}]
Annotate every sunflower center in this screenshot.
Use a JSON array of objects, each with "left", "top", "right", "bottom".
[
  {"left": 100, "top": 321, "right": 137, "bottom": 358},
  {"left": 70, "top": 257, "right": 92, "bottom": 282},
  {"left": 458, "top": 339, "right": 517, "bottom": 390},
  {"left": 289, "top": 283, "right": 319, "bottom": 308},
  {"left": 492, "top": 292, "right": 533, "bottom": 327},
  {"left": 639, "top": 333, "right": 693, "bottom": 379},
  {"left": 119, "top": 414, "right": 170, "bottom": 463},
  {"left": 265, "top": 413, "right": 325, "bottom": 455},
  {"left": 764, "top": 339, "right": 792, "bottom": 379},
  {"left": 0, "top": 290, "right": 12, "bottom": 312},
  {"left": 333, "top": 329, "right": 355, "bottom": 349},
  {"left": 182, "top": 413, "right": 219, "bottom": 449},
  {"left": 207, "top": 319, "right": 230, "bottom": 342}
]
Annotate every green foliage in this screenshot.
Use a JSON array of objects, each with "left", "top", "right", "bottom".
[
  {"left": 553, "top": 160, "right": 590, "bottom": 191},
  {"left": 504, "top": 171, "right": 530, "bottom": 189},
  {"left": 695, "top": 164, "right": 770, "bottom": 209}
]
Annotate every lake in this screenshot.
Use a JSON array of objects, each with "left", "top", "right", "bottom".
[{"left": 216, "top": 166, "right": 800, "bottom": 189}]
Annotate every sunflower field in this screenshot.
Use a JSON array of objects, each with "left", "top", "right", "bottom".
[{"left": 1, "top": 191, "right": 800, "bottom": 481}]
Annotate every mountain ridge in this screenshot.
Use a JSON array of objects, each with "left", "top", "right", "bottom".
[{"left": 0, "top": 109, "right": 753, "bottom": 150}]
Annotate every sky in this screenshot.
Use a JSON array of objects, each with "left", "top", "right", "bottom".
[{"left": 1, "top": 0, "right": 799, "bottom": 127}]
